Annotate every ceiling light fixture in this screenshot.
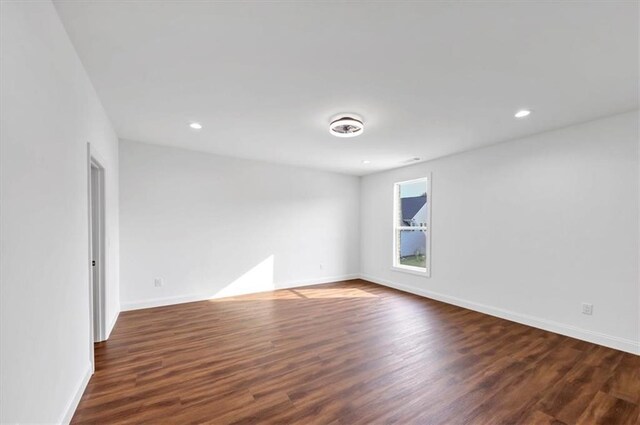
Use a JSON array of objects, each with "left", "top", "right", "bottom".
[
  {"left": 329, "top": 114, "right": 364, "bottom": 138},
  {"left": 362, "top": 160, "right": 371, "bottom": 164},
  {"left": 189, "top": 122, "right": 203, "bottom": 130},
  {"left": 514, "top": 110, "right": 531, "bottom": 118}
]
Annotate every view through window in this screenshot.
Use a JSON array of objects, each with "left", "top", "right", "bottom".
[{"left": 393, "top": 177, "right": 430, "bottom": 274}]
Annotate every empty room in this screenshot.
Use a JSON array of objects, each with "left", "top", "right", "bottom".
[{"left": 1, "top": 0, "right": 639, "bottom": 424}]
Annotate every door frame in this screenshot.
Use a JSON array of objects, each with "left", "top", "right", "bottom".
[{"left": 87, "top": 143, "right": 107, "bottom": 371}]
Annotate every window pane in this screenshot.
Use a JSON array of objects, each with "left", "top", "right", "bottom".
[
  {"left": 398, "top": 181, "right": 427, "bottom": 227},
  {"left": 397, "top": 229, "right": 426, "bottom": 269}
]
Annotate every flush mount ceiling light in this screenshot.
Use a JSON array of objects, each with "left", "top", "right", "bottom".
[
  {"left": 514, "top": 110, "right": 531, "bottom": 118},
  {"left": 329, "top": 114, "right": 364, "bottom": 138},
  {"left": 362, "top": 160, "right": 371, "bottom": 164},
  {"left": 189, "top": 122, "right": 203, "bottom": 130}
]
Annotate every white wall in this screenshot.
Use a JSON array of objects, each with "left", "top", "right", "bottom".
[
  {"left": 0, "top": 1, "right": 120, "bottom": 423},
  {"left": 119, "top": 140, "right": 360, "bottom": 309},
  {"left": 361, "top": 111, "right": 640, "bottom": 354}
]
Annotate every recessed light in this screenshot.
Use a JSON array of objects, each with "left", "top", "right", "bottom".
[
  {"left": 514, "top": 110, "right": 531, "bottom": 118},
  {"left": 329, "top": 114, "right": 364, "bottom": 138},
  {"left": 189, "top": 122, "right": 203, "bottom": 130},
  {"left": 362, "top": 160, "right": 371, "bottom": 164}
]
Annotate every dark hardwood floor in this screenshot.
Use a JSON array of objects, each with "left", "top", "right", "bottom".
[{"left": 72, "top": 279, "right": 639, "bottom": 424}]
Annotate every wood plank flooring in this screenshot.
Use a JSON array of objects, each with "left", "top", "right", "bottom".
[{"left": 72, "top": 279, "right": 640, "bottom": 424}]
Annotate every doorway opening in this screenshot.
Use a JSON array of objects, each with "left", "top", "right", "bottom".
[{"left": 88, "top": 146, "right": 106, "bottom": 370}]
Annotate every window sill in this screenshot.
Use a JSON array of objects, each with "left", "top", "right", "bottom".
[{"left": 391, "top": 266, "right": 430, "bottom": 278}]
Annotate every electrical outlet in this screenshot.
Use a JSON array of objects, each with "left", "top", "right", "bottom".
[
  {"left": 582, "top": 303, "right": 593, "bottom": 315},
  {"left": 154, "top": 277, "right": 163, "bottom": 287}
]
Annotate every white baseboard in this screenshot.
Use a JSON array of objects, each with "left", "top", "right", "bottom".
[
  {"left": 105, "top": 309, "right": 120, "bottom": 339},
  {"left": 121, "top": 274, "right": 360, "bottom": 311},
  {"left": 361, "top": 274, "right": 640, "bottom": 355},
  {"left": 61, "top": 313, "right": 119, "bottom": 422},
  {"left": 60, "top": 365, "right": 92, "bottom": 425}
]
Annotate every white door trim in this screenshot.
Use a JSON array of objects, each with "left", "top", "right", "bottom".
[{"left": 87, "top": 143, "right": 107, "bottom": 372}]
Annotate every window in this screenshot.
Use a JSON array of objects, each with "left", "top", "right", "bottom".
[{"left": 393, "top": 177, "right": 430, "bottom": 276}]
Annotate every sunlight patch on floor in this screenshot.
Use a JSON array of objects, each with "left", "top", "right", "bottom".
[
  {"left": 211, "top": 289, "right": 302, "bottom": 301},
  {"left": 210, "top": 286, "right": 378, "bottom": 301},
  {"left": 292, "top": 287, "right": 378, "bottom": 299}
]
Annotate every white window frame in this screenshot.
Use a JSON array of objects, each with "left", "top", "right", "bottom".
[{"left": 392, "top": 175, "right": 431, "bottom": 277}]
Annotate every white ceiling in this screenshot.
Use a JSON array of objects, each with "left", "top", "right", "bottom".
[{"left": 54, "top": 1, "right": 638, "bottom": 175}]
